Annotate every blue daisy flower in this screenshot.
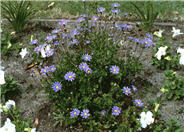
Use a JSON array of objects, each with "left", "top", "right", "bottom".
[
  {"left": 122, "top": 87, "right": 131, "bottom": 95},
  {"left": 52, "top": 81, "right": 62, "bottom": 92},
  {"left": 110, "top": 65, "right": 119, "bottom": 74},
  {"left": 41, "top": 66, "right": 49, "bottom": 75},
  {"left": 30, "top": 39, "right": 38, "bottom": 45},
  {"left": 51, "top": 29, "right": 61, "bottom": 34},
  {"left": 97, "top": 7, "right": 105, "bottom": 13},
  {"left": 132, "top": 85, "right": 138, "bottom": 92},
  {"left": 92, "top": 16, "right": 99, "bottom": 23},
  {"left": 64, "top": 72, "right": 76, "bottom": 81},
  {"left": 78, "top": 17, "right": 85, "bottom": 23},
  {"left": 79, "top": 62, "right": 89, "bottom": 71},
  {"left": 112, "top": 3, "right": 120, "bottom": 8},
  {"left": 112, "top": 106, "right": 121, "bottom": 116},
  {"left": 70, "top": 108, "right": 80, "bottom": 118},
  {"left": 134, "top": 99, "right": 144, "bottom": 107},
  {"left": 82, "top": 54, "right": 92, "bottom": 61},
  {"left": 85, "top": 68, "right": 92, "bottom": 74},
  {"left": 100, "top": 110, "right": 106, "bottom": 116},
  {"left": 59, "top": 19, "right": 68, "bottom": 26},
  {"left": 49, "top": 65, "right": 56, "bottom": 72},
  {"left": 81, "top": 109, "right": 90, "bottom": 119},
  {"left": 46, "top": 49, "right": 54, "bottom": 57},
  {"left": 34, "top": 45, "right": 42, "bottom": 53},
  {"left": 111, "top": 9, "right": 120, "bottom": 15}
]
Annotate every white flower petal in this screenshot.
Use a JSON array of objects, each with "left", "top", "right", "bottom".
[
  {"left": 0, "top": 70, "right": 6, "bottom": 85},
  {"left": 20, "top": 48, "right": 28, "bottom": 59},
  {"left": 3, "top": 100, "right": 16, "bottom": 110},
  {"left": 31, "top": 128, "right": 36, "bottom": 132},
  {"left": 179, "top": 55, "right": 184, "bottom": 65},
  {"left": 0, "top": 118, "right": 16, "bottom": 132}
]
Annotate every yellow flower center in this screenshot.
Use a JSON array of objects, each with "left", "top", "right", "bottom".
[
  {"left": 115, "top": 10, "right": 117, "bottom": 13},
  {"left": 38, "top": 49, "right": 40, "bottom": 51},
  {"left": 49, "top": 51, "right": 51, "bottom": 53},
  {"left": 83, "top": 66, "right": 85, "bottom": 68},
  {"left": 138, "top": 102, "right": 140, "bottom": 104},
  {"left": 113, "top": 69, "right": 116, "bottom": 71},
  {"left": 145, "top": 41, "right": 148, "bottom": 44},
  {"left": 44, "top": 70, "right": 46, "bottom": 72},
  {"left": 56, "top": 86, "right": 59, "bottom": 89},
  {"left": 63, "top": 22, "right": 65, "bottom": 25},
  {"left": 125, "top": 90, "right": 128, "bottom": 93},
  {"left": 84, "top": 113, "right": 87, "bottom": 115},
  {"left": 114, "top": 110, "right": 117, "bottom": 112},
  {"left": 88, "top": 70, "right": 90, "bottom": 73},
  {"left": 69, "top": 76, "right": 72, "bottom": 78},
  {"left": 95, "top": 18, "right": 97, "bottom": 21},
  {"left": 86, "top": 57, "right": 88, "bottom": 59},
  {"left": 74, "top": 112, "right": 77, "bottom": 115},
  {"left": 51, "top": 68, "right": 54, "bottom": 70}
]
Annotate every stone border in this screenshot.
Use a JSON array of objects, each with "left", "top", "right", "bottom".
[{"left": 1, "top": 18, "right": 184, "bottom": 27}]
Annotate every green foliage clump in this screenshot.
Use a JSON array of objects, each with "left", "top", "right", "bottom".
[
  {"left": 130, "top": 1, "right": 159, "bottom": 32},
  {"left": 153, "top": 119, "right": 183, "bottom": 132},
  {"left": 1, "top": 104, "right": 33, "bottom": 132},
  {"left": 163, "top": 119, "right": 184, "bottom": 132},
  {"left": 150, "top": 38, "right": 180, "bottom": 70},
  {"left": 2, "top": 1, "right": 34, "bottom": 33},
  {"left": 0, "top": 31, "right": 21, "bottom": 56},
  {"left": 1, "top": 77, "right": 21, "bottom": 103},
  {"left": 163, "top": 70, "right": 184, "bottom": 100}
]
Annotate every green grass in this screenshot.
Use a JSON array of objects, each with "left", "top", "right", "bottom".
[{"left": 30, "top": 1, "right": 184, "bottom": 20}]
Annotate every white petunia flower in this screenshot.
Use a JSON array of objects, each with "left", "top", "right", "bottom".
[
  {"left": 140, "top": 111, "right": 154, "bottom": 128},
  {"left": 177, "top": 47, "right": 184, "bottom": 65},
  {"left": 177, "top": 47, "right": 184, "bottom": 55},
  {"left": 20, "top": 48, "right": 28, "bottom": 59},
  {"left": 3, "top": 100, "right": 16, "bottom": 111},
  {"left": 41, "top": 45, "right": 51, "bottom": 58},
  {"left": 179, "top": 55, "right": 184, "bottom": 65},
  {"left": 172, "top": 27, "right": 183, "bottom": 38},
  {"left": 31, "top": 128, "right": 36, "bottom": 132},
  {"left": 0, "top": 118, "right": 16, "bottom": 132},
  {"left": 0, "top": 69, "right": 6, "bottom": 85},
  {"left": 155, "top": 46, "right": 168, "bottom": 60},
  {"left": 153, "top": 29, "right": 164, "bottom": 38}
]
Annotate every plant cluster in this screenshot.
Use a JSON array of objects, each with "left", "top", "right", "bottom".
[
  {"left": 0, "top": 100, "right": 36, "bottom": 132},
  {"left": 162, "top": 70, "right": 184, "bottom": 100},
  {"left": 2, "top": 1, "right": 34, "bottom": 33},
  {"left": 130, "top": 1, "right": 159, "bottom": 32},
  {"left": 25, "top": 3, "right": 153, "bottom": 131},
  {"left": 1, "top": 77, "right": 21, "bottom": 103},
  {"left": 150, "top": 38, "right": 180, "bottom": 70},
  {"left": 0, "top": 31, "right": 21, "bottom": 56}
]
